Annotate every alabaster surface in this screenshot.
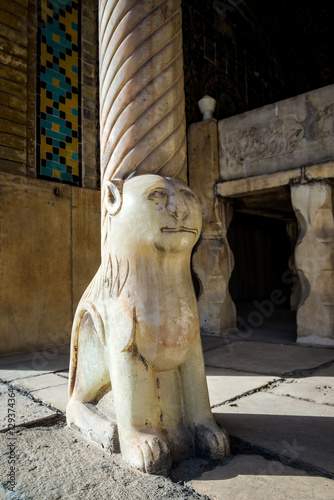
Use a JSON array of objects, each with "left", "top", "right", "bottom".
[{"left": 66, "top": 175, "right": 230, "bottom": 473}]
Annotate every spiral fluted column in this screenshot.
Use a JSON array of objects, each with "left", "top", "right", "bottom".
[{"left": 99, "top": 0, "right": 187, "bottom": 247}]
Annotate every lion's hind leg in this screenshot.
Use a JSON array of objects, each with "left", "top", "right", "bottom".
[{"left": 66, "top": 312, "right": 118, "bottom": 451}]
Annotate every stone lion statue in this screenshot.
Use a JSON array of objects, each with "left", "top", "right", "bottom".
[{"left": 66, "top": 174, "right": 230, "bottom": 473}]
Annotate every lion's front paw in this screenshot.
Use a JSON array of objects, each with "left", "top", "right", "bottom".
[
  {"left": 195, "top": 420, "right": 230, "bottom": 460},
  {"left": 121, "top": 431, "right": 172, "bottom": 473}
]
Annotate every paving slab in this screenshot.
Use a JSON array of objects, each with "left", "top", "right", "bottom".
[
  {"left": 313, "top": 362, "right": 334, "bottom": 377},
  {"left": 11, "top": 373, "right": 69, "bottom": 413},
  {"left": 201, "top": 335, "right": 232, "bottom": 352},
  {"left": 0, "top": 352, "right": 70, "bottom": 382},
  {"left": 12, "top": 373, "right": 68, "bottom": 392},
  {"left": 0, "top": 383, "right": 56, "bottom": 431},
  {"left": 33, "top": 384, "right": 69, "bottom": 413},
  {"left": 0, "top": 424, "right": 206, "bottom": 500},
  {"left": 204, "top": 341, "right": 334, "bottom": 375},
  {"left": 206, "top": 366, "right": 279, "bottom": 406},
  {"left": 190, "top": 454, "right": 334, "bottom": 500},
  {"left": 269, "top": 371, "right": 334, "bottom": 405},
  {"left": 0, "top": 351, "right": 45, "bottom": 367},
  {"left": 213, "top": 392, "right": 334, "bottom": 476},
  {"left": 0, "top": 346, "right": 69, "bottom": 366}
]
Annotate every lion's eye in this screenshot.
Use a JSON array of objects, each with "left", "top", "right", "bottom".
[
  {"left": 148, "top": 189, "right": 167, "bottom": 200},
  {"left": 181, "top": 189, "right": 196, "bottom": 200}
]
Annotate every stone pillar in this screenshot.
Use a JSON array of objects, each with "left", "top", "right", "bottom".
[
  {"left": 286, "top": 220, "right": 301, "bottom": 310},
  {"left": 188, "top": 118, "right": 237, "bottom": 335},
  {"left": 291, "top": 182, "right": 334, "bottom": 345},
  {"left": 99, "top": 0, "right": 187, "bottom": 251}
]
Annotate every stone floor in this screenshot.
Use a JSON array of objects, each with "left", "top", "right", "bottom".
[{"left": 0, "top": 327, "right": 334, "bottom": 500}]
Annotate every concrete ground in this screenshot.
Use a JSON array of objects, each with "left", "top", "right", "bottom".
[{"left": 0, "top": 322, "right": 334, "bottom": 500}]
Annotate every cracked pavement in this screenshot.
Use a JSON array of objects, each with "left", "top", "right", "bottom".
[{"left": 0, "top": 332, "right": 334, "bottom": 499}]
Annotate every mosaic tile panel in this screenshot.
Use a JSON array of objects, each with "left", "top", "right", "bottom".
[{"left": 37, "top": 0, "right": 81, "bottom": 185}]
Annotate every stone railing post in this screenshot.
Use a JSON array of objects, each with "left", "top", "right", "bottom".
[
  {"left": 291, "top": 181, "right": 334, "bottom": 344},
  {"left": 188, "top": 118, "right": 237, "bottom": 335}
]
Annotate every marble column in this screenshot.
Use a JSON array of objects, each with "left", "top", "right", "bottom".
[
  {"left": 99, "top": 0, "right": 187, "bottom": 252},
  {"left": 291, "top": 182, "right": 334, "bottom": 344}
]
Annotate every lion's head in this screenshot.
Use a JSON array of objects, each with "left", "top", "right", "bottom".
[{"left": 104, "top": 175, "right": 202, "bottom": 254}]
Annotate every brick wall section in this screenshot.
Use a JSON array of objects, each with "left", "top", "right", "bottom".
[
  {"left": 81, "top": 0, "right": 99, "bottom": 189},
  {"left": 0, "top": 0, "right": 100, "bottom": 189},
  {"left": 26, "top": 0, "right": 38, "bottom": 178},
  {"left": 181, "top": 1, "right": 334, "bottom": 125},
  {"left": 0, "top": 0, "right": 29, "bottom": 176}
]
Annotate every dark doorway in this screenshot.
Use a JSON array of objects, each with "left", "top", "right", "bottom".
[{"left": 228, "top": 210, "right": 297, "bottom": 344}]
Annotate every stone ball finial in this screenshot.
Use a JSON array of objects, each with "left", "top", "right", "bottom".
[{"left": 198, "top": 95, "right": 217, "bottom": 120}]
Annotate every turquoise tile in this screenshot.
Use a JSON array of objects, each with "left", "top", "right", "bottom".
[
  {"left": 41, "top": 166, "right": 53, "bottom": 177},
  {"left": 60, "top": 172, "right": 73, "bottom": 182},
  {"left": 44, "top": 83, "right": 66, "bottom": 98},
  {"left": 53, "top": 0, "right": 72, "bottom": 7},
  {"left": 45, "top": 129, "right": 67, "bottom": 141},
  {"left": 42, "top": 116, "right": 67, "bottom": 128},
  {"left": 59, "top": 124, "right": 73, "bottom": 135},
  {"left": 46, "top": 160, "right": 67, "bottom": 173}
]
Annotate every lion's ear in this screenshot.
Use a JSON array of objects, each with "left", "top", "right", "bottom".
[{"left": 105, "top": 179, "right": 124, "bottom": 216}]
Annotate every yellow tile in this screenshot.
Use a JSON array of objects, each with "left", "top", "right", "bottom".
[
  {"left": 41, "top": 137, "right": 52, "bottom": 154},
  {"left": 45, "top": 98, "right": 54, "bottom": 109},
  {"left": 52, "top": 123, "right": 59, "bottom": 132},
  {"left": 42, "top": 1, "right": 54, "bottom": 21},
  {"left": 53, "top": 33, "right": 60, "bottom": 44},
  {"left": 52, "top": 78, "right": 59, "bottom": 87},
  {"left": 67, "top": 159, "right": 78, "bottom": 169},
  {"left": 53, "top": 170, "right": 60, "bottom": 179}
]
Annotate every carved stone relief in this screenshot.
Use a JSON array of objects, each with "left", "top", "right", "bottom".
[
  {"left": 310, "top": 103, "right": 334, "bottom": 145},
  {"left": 229, "top": 117, "right": 304, "bottom": 164},
  {"left": 219, "top": 85, "right": 334, "bottom": 180}
]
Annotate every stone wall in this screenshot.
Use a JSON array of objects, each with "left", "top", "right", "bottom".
[
  {"left": 182, "top": 1, "right": 334, "bottom": 126},
  {"left": 0, "top": 0, "right": 99, "bottom": 187},
  {"left": 0, "top": 0, "right": 29, "bottom": 177},
  {"left": 0, "top": 1, "right": 101, "bottom": 354},
  {"left": 0, "top": 171, "right": 101, "bottom": 355},
  {"left": 81, "top": 0, "right": 100, "bottom": 189}
]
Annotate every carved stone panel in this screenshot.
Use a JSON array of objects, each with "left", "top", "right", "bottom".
[{"left": 219, "top": 85, "right": 334, "bottom": 180}]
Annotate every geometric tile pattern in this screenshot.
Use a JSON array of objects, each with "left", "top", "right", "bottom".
[{"left": 37, "top": 0, "right": 81, "bottom": 185}]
